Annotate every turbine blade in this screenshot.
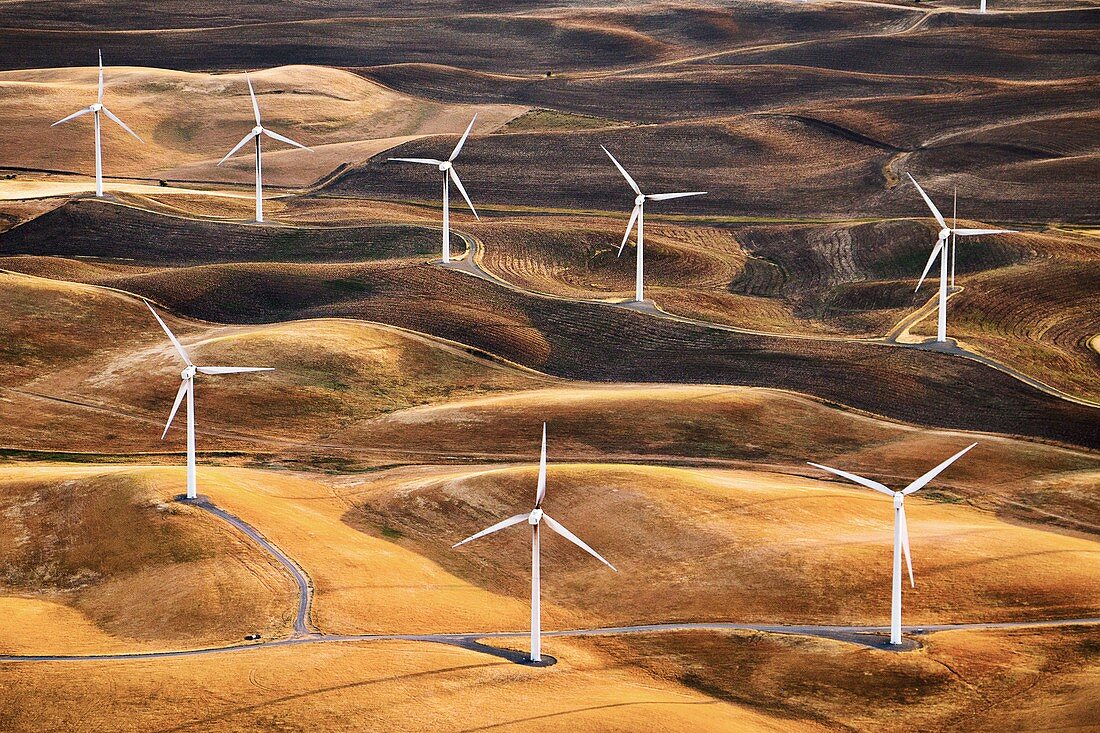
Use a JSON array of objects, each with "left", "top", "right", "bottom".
[
  {"left": 902, "top": 443, "right": 978, "bottom": 495},
  {"left": 907, "top": 173, "right": 946, "bottom": 229},
  {"left": 451, "top": 513, "right": 528, "bottom": 548},
  {"left": 218, "top": 131, "right": 258, "bottom": 166},
  {"left": 535, "top": 423, "right": 547, "bottom": 507},
  {"left": 617, "top": 204, "right": 641, "bottom": 256},
  {"left": 52, "top": 107, "right": 93, "bottom": 126},
  {"left": 388, "top": 158, "right": 444, "bottom": 165},
  {"left": 646, "top": 191, "right": 707, "bottom": 201},
  {"left": 145, "top": 300, "right": 192, "bottom": 366},
  {"left": 98, "top": 49, "right": 104, "bottom": 103},
  {"left": 263, "top": 128, "right": 311, "bottom": 151},
  {"left": 953, "top": 228, "right": 1016, "bottom": 236},
  {"left": 195, "top": 366, "right": 274, "bottom": 374},
  {"left": 449, "top": 114, "right": 477, "bottom": 162},
  {"left": 101, "top": 106, "right": 143, "bottom": 142},
  {"left": 914, "top": 239, "right": 943, "bottom": 292},
  {"left": 162, "top": 380, "right": 189, "bottom": 439},
  {"left": 448, "top": 167, "right": 479, "bottom": 220},
  {"left": 601, "top": 145, "right": 641, "bottom": 195},
  {"left": 543, "top": 515, "right": 617, "bottom": 571},
  {"left": 807, "top": 462, "right": 893, "bottom": 495},
  {"left": 247, "top": 75, "right": 261, "bottom": 125},
  {"left": 899, "top": 504, "right": 914, "bottom": 588}
]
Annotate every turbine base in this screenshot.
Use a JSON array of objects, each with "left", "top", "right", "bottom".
[{"left": 519, "top": 654, "right": 557, "bottom": 667}]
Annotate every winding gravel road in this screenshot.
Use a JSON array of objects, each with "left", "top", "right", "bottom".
[
  {"left": 1, "top": 499, "right": 1095, "bottom": 666},
  {"left": 193, "top": 499, "right": 314, "bottom": 637}
]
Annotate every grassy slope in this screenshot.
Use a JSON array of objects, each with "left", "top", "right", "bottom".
[
  {"left": 582, "top": 626, "right": 1100, "bottom": 733},
  {"left": 0, "top": 639, "right": 826, "bottom": 733},
  {"left": 0, "top": 465, "right": 294, "bottom": 653},
  {"left": 352, "top": 463, "right": 1100, "bottom": 628},
  {"left": 2, "top": 250, "right": 1094, "bottom": 448},
  {"left": 0, "top": 65, "right": 523, "bottom": 186}
]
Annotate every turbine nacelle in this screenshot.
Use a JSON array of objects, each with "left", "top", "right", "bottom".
[
  {"left": 439, "top": 161, "right": 453, "bottom": 173},
  {"left": 90, "top": 102, "right": 103, "bottom": 112},
  {"left": 528, "top": 507, "right": 544, "bottom": 525},
  {"left": 938, "top": 228, "right": 950, "bottom": 240},
  {"left": 252, "top": 125, "right": 264, "bottom": 135},
  {"left": 181, "top": 365, "right": 197, "bottom": 380},
  {"left": 893, "top": 491, "right": 905, "bottom": 509},
  {"left": 634, "top": 194, "right": 646, "bottom": 206}
]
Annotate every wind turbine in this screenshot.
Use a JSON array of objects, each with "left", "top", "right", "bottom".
[
  {"left": 808, "top": 442, "right": 977, "bottom": 645},
  {"left": 452, "top": 423, "right": 616, "bottom": 663},
  {"left": 146, "top": 301, "right": 273, "bottom": 500},
  {"left": 907, "top": 173, "right": 1015, "bottom": 343},
  {"left": 51, "top": 50, "right": 143, "bottom": 198},
  {"left": 601, "top": 146, "right": 705, "bottom": 303},
  {"left": 388, "top": 115, "right": 480, "bottom": 264},
  {"left": 218, "top": 75, "right": 312, "bottom": 223}
]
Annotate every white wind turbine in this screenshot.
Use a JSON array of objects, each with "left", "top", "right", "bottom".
[
  {"left": 218, "top": 75, "right": 312, "bottom": 223},
  {"left": 51, "top": 50, "right": 143, "bottom": 198},
  {"left": 146, "top": 301, "right": 273, "bottom": 500},
  {"left": 452, "top": 423, "right": 616, "bottom": 663},
  {"left": 602, "top": 146, "right": 705, "bottom": 303},
  {"left": 809, "top": 442, "right": 977, "bottom": 645},
  {"left": 388, "top": 115, "right": 480, "bottom": 264},
  {"left": 908, "top": 173, "right": 1015, "bottom": 343}
]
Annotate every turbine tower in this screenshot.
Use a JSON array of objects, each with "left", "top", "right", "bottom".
[
  {"left": 218, "top": 75, "right": 312, "bottom": 223},
  {"left": 809, "top": 443, "right": 977, "bottom": 645},
  {"left": 602, "top": 146, "right": 705, "bottom": 303},
  {"left": 388, "top": 115, "right": 480, "bottom": 264},
  {"left": 907, "top": 174, "right": 1015, "bottom": 343},
  {"left": 452, "top": 423, "right": 616, "bottom": 663},
  {"left": 146, "top": 301, "right": 273, "bottom": 500},
  {"left": 51, "top": 50, "right": 143, "bottom": 198}
]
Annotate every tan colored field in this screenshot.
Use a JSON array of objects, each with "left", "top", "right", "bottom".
[
  {"left": 1, "top": 4, "right": 1098, "bottom": 727},
  {"left": 583, "top": 626, "right": 1100, "bottom": 733},
  {"left": 353, "top": 463, "right": 1100, "bottom": 628},
  {"left": 0, "top": 640, "right": 826, "bottom": 733},
  {"left": 0, "top": 465, "right": 294, "bottom": 654},
  {"left": 345, "top": 384, "right": 1100, "bottom": 529},
  {"left": 4, "top": 459, "right": 1096, "bottom": 652},
  {"left": 0, "top": 271, "right": 545, "bottom": 453},
  {"left": 0, "top": 64, "right": 524, "bottom": 190},
  {"left": 178, "top": 465, "right": 536, "bottom": 634}
]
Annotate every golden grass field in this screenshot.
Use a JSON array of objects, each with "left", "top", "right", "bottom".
[
  {"left": 1, "top": 2, "right": 1098, "bottom": 730},
  {"left": 0, "top": 64, "right": 524, "bottom": 189},
  {"left": 0, "top": 640, "right": 835, "bottom": 733}
]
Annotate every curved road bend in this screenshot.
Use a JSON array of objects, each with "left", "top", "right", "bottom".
[
  {"left": 2, "top": 618, "right": 1098, "bottom": 664},
  {"left": 0, "top": 500, "right": 1094, "bottom": 665},
  {"left": 193, "top": 499, "right": 315, "bottom": 637}
]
